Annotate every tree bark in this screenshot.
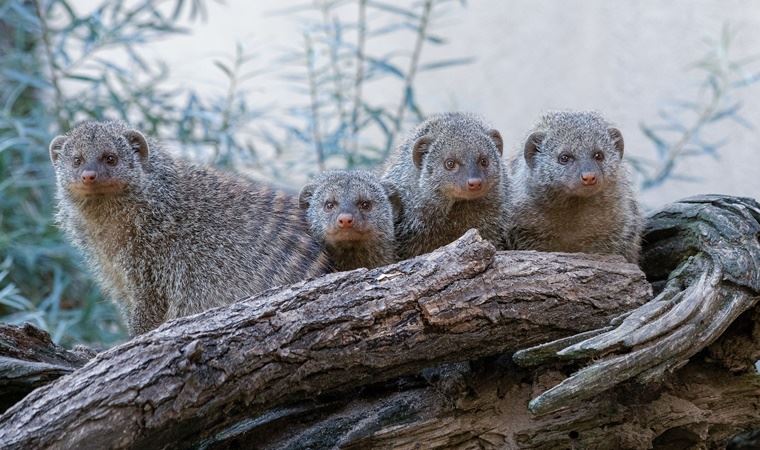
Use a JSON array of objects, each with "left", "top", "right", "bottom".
[
  {"left": 0, "top": 323, "right": 92, "bottom": 413},
  {"left": 0, "top": 194, "right": 758, "bottom": 450},
  {"left": 0, "top": 230, "right": 650, "bottom": 450},
  {"left": 515, "top": 195, "right": 760, "bottom": 415}
]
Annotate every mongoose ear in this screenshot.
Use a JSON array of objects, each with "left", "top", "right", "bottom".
[
  {"left": 49, "top": 135, "right": 67, "bottom": 164},
  {"left": 298, "top": 184, "right": 316, "bottom": 210},
  {"left": 124, "top": 130, "right": 149, "bottom": 160},
  {"left": 412, "top": 136, "right": 432, "bottom": 170},
  {"left": 608, "top": 127, "right": 624, "bottom": 158},
  {"left": 487, "top": 129, "right": 504, "bottom": 156},
  {"left": 523, "top": 132, "right": 545, "bottom": 169}
]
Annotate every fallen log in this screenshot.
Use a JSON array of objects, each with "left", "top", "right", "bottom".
[
  {"left": 0, "top": 323, "right": 92, "bottom": 413},
  {"left": 1, "top": 194, "right": 758, "bottom": 449},
  {"left": 208, "top": 357, "right": 760, "bottom": 449},
  {"left": 0, "top": 230, "right": 649, "bottom": 449},
  {"left": 214, "top": 195, "right": 760, "bottom": 450}
]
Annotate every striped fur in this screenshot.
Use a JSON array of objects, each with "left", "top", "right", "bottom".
[{"left": 52, "top": 121, "right": 328, "bottom": 335}]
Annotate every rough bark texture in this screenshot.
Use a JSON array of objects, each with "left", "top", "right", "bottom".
[
  {"left": 515, "top": 195, "right": 760, "bottom": 415},
  {"left": 206, "top": 358, "right": 760, "bottom": 450},
  {"left": 0, "top": 230, "right": 650, "bottom": 449},
  {"left": 0, "top": 323, "right": 92, "bottom": 413},
  {"left": 0, "top": 194, "right": 759, "bottom": 450}
]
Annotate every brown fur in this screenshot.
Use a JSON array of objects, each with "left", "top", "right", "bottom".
[{"left": 50, "top": 121, "right": 328, "bottom": 335}]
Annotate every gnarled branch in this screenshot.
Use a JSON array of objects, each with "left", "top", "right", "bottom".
[{"left": 515, "top": 195, "right": 760, "bottom": 414}]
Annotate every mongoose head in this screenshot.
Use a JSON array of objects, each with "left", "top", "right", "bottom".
[
  {"left": 299, "top": 170, "right": 400, "bottom": 247},
  {"left": 49, "top": 121, "right": 149, "bottom": 200},
  {"left": 412, "top": 113, "right": 503, "bottom": 201},
  {"left": 523, "top": 111, "right": 624, "bottom": 198}
]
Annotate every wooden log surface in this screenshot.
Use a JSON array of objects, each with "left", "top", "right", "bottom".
[
  {"left": 0, "top": 323, "right": 92, "bottom": 413},
  {"left": 514, "top": 195, "right": 760, "bottom": 415},
  {"left": 0, "top": 230, "right": 650, "bottom": 449},
  {"left": 0, "top": 194, "right": 758, "bottom": 449}
]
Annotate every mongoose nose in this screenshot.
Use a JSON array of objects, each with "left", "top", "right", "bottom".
[
  {"left": 81, "top": 170, "right": 98, "bottom": 185},
  {"left": 337, "top": 213, "right": 354, "bottom": 229},
  {"left": 581, "top": 172, "right": 597, "bottom": 186},
  {"left": 467, "top": 178, "right": 483, "bottom": 191}
]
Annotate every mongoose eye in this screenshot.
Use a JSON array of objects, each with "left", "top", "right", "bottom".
[
  {"left": 479, "top": 157, "right": 489, "bottom": 168},
  {"left": 558, "top": 153, "right": 573, "bottom": 165},
  {"left": 72, "top": 156, "right": 83, "bottom": 168},
  {"left": 444, "top": 159, "right": 457, "bottom": 170},
  {"left": 593, "top": 151, "right": 605, "bottom": 161},
  {"left": 358, "top": 200, "right": 372, "bottom": 211},
  {"left": 104, "top": 154, "right": 118, "bottom": 166},
  {"left": 324, "top": 201, "right": 336, "bottom": 211}
]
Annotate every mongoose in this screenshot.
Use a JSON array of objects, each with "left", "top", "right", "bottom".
[
  {"left": 50, "top": 120, "right": 328, "bottom": 335},
  {"left": 503, "top": 111, "right": 643, "bottom": 262},
  {"left": 299, "top": 170, "right": 399, "bottom": 271},
  {"left": 382, "top": 112, "right": 505, "bottom": 259}
]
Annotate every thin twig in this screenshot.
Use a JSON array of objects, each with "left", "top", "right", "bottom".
[
  {"left": 320, "top": 1, "right": 347, "bottom": 140},
  {"left": 305, "top": 32, "right": 325, "bottom": 172},
  {"left": 31, "top": 0, "right": 68, "bottom": 131},
  {"left": 216, "top": 48, "right": 242, "bottom": 162},
  {"left": 645, "top": 81, "right": 724, "bottom": 188},
  {"left": 347, "top": 0, "right": 367, "bottom": 165},
  {"left": 385, "top": 0, "right": 433, "bottom": 157}
]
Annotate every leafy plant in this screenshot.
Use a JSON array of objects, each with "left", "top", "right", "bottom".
[
  {"left": 0, "top": 0, "right": 227, "bottom": 346},
  {"left": 275, "top": 0, "right": 472, "bottom": 174},
  {"left": 632, "top": 25, "right": 760, "bottom": 190},
  {"left": 0, "top": 0, "right": 471, "bottom": 346}
]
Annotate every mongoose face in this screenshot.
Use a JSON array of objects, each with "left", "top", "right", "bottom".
[
  {"left": 299, "top": 170, "right": 399, "bottom": 247},
  {"left": 523, "top": 111, "right": 624, "bottom": 198},
  {"left": 411, "top": 114, "right": 503, "bottom": 202},
  {"left": 49, "top": 121, "right": 148, "bottom": 200}
]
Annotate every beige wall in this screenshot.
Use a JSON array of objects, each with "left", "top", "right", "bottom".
[
  {"left": 75, "top": 0, "right": 760, "bottom": 208},
  {"left": 415, "top": 0, "right": 760, "bottom": 208}
]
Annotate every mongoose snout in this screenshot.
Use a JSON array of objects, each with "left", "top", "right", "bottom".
[
  {"left": 81, "top": 170, "right": 97, "bottom": 184},
  {"left": 336, "top": 213, "right": 354, "bottom": 229},
  {"left": 467, "top": 177, "right": 483, "bottom": 191},
  {"left": 580, "top": 172, "right": 597, "bottom": 185}
]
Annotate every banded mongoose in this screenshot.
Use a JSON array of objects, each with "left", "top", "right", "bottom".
[
  {"left": 50, "top": 120, "right": 328, "bottom": 335},
  {"left": 503, "top": 111, "right": 643, "bottom": 262},
  {"left": 382, "top": 112, "right": 505, "bottom": 259},
  {"left": 299, "top": 170, "right": 399, "bottom": 271}
]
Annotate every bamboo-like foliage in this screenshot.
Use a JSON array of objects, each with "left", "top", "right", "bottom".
[
  {"left": 0, "top": 0, "right": 469, "bottom": 345},
  {"left": 632, "top": 25, "right": 760, "bottom": 190},
  {"left": 276, "top": 0, "right": 472, "bottom": 170}
]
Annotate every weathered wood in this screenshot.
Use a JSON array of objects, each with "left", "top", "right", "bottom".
[
  {"left": 207, "top": 358, "right": 760, "bottom": 450},
  {"left": 1, "top": 194, "right": 758, "bottom": 450},
  {"left": 729, "top": 429, "right": 760, "bottom": 450},
  {"left": 202, "top": 196, "right": 760, "bottom": 450},
  {"left": 0, "top": 323, "right": 92, "bottom": 413},
  {"left": 515, "top": 195, "right": 760, "bottom": 415},
  {"left": 0, "top": 230, "right": 650, "bottom": 450}
]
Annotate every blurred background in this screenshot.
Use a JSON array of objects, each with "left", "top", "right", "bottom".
[{"left": 1, "top": 0, "right": 759, "bottom": 346}]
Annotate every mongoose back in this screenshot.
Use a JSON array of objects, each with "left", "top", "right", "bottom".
[
  {"left": 503, "top": 111, "right": 643, "bottom": 262},
  {"left": 50, "top": 120, "right": 328, "bottom": 335},
  {"left": 299, "top": 170, "right": 399, "bottom": 271},
  {"left": 382, "top": 112, "right": 505, "bottom": 258}
]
